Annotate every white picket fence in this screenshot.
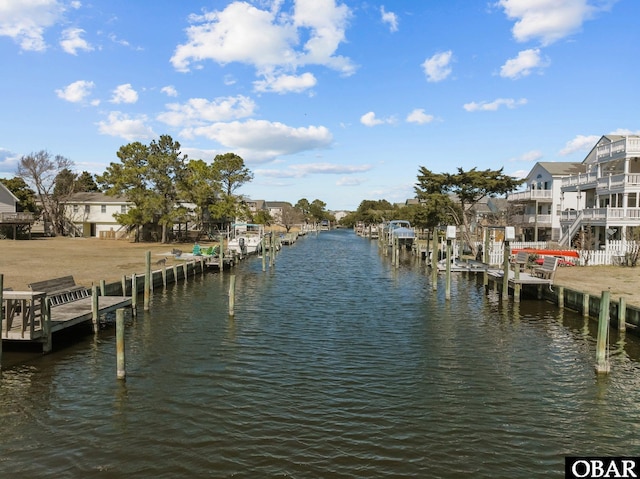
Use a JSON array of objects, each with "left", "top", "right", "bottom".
[{"left": 482, "top": 241, "right": 638, "bottom": 266}]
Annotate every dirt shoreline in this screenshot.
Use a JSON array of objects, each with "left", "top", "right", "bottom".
[{"left": 1, "top": 236, "right": 639, "bottom": 308}]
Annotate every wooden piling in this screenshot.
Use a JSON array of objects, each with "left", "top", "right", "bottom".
[
  {"left": 262, "top": 239, "right": 266, "bottom": 271},
  {"left": 131, "top": 273, "right": 138, "bottom": 314},
  {"left": 92, "top": 285, "right": 99, "bottom": 328},
  {"left": 162, "top": 265, "right": 167, "bottom": 288},
  {"left": 121, "top": 275, "right": 127, "bottom": 295},
  {"left": 619, "top": 297, "right": 627, "bottom": 331},
  {"left": 100, "top": 279, "right": 106, "bottom": 296},
  {"left": 42, "top": 298, "right": 52, "bottom": 354},
  {"left": 502, "top": 241, "right": 510, "bottom": 301},
  {"left": 229, "top": 274, "right": 236, "bottom": 317},
  {"left": 116, "top": 308, "right": 126, "bottom": 380},
  {"left": 0, "top": 274, "right": 3, "bottom": 369},
  {"left": 595, "top": 290, "right": 611, "bottom": 374},
  {"left": 445, "top": 238, "right": 451, "bottom": 300},
  {"left": 183, "top": 262, "right": 188, "bottom": 282},
  {"left": 582, "top": 293, "right": 590, "bottom": 317},
  {"left": 431, "top": 228, "right": 438, "bottom": 291},
  {"left": 557, "top": 286, "right": 564, "bottom": 309},
  {"left": 144, "top": 251, "right": 151, "bottom": 311},
  {"left": 173, "top": 264, "right": 178, "bottom": 283}
]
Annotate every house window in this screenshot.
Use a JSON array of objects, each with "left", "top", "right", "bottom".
[
  {"left": 73, "top": 205, "right": 78, "bottom": 213},
  {"left": 121, "top": 205, "right": 127, "bottom": 213},
  {"left": 85, "top": 205, "right": 90, "bottom": 214},
  {"left": 101, "top": 205, "right": 106, "bottom": 213}
]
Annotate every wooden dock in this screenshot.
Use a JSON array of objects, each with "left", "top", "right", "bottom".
[{"left": 2, "top": 290, "right": 131, "bottom": 352}]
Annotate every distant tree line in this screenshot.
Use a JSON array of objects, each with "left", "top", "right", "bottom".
[{"left": 1, "top": 134, "right": 334, "bottom": 242}]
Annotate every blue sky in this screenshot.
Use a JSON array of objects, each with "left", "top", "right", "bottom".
[{"left": 1, "top": 0, "right": 638, "bottom": 211}]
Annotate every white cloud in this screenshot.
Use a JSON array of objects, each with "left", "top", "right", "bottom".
[
  {"left": 183, "top": 119, "right": 333, "bottom": 163},
  {"left": 253, "top": 72, "right": 317, "bottom": 94},
  {"left": 60, "top": 27, "right": 93, "bottom": 55},
  {"left": 559, "top": 134, "right": 599, "bottom": 155},
  {"left": 170, "top": 1, "right": 355, "bottom": 79},
  {"left": 257, "top": 162, "right": 372, "bottom": 179},
  {"left": 336, "top": 176, "right": 365, "bottom": 186},
  {"left": 508, "top": 150, "right": 544, "bottom": 162},
  {"left": 55, "top": 80, "right": 95, "bottom": 103},
  {"left": 0, "top": 0, "right": 65, "bottom": 51},
  {"left": 463, "top": 97, "right": 527, "bottom": 112},
  {"left": 406, "top": 109, "right": 434, "bottom": 124},
  {"left": 110, "top": 84, "right": 138, "bottom": 104},
  {"left": 97, "top": 111, "right": 156, "bottom": 141},
  {"left": 161, "top": 86, "right": 178, "bottom": 97},
  {"left": 157, "top": 95, "right": 256, "bottom": 127},
  {"left": 422, "top": 50, "right": 453, "bottom": 82},
  {"left": 500, "top": 48, "right": 548, "bottom": 79},
  {"left": 380, "top": 6, "right": 398, "bottom": 32},
  {"left": 497, "top": 0, "right": 610, "bottom": 46},
  {"left": 360, "top": 111, "right": 395, "bottom": 127}
]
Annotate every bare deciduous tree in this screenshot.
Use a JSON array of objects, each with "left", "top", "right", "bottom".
[{"left": 17, "top": 150, "right": 74, "bottom": 236}]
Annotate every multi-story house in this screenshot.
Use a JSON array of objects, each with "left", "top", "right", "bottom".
[
  {"left": 507, "top": 162, "right": 584, "bottom": 242},
  {"left": 559, "top": 134, "right": 640, "bottom": 248},
  {"left": 62, "top": 192, "right": 131, "bottom": 238}
]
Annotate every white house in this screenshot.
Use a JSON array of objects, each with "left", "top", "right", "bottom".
[
  {"left": 507, "top": 162, "right": 584, "bottom": 242},
  {"left": 558, "top": 134, "right": 640, "bottom": 248},
  {"left": 62, "top": 192, "right": 131, "bottom": 238},
  {"left": 0, "top": 181, "right": 18, "bottom": 213}
]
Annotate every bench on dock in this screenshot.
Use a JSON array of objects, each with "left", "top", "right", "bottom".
[
  {"left": 28, "top": 275, "right": 90, "bottom": 307},
  {"left": 512, "top": 251, "right": 530, "bottom": 272},
  {"left": 533, "top": 256, "right": 559, "bottom": 281}
]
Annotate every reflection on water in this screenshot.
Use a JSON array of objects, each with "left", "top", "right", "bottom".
[{"left": 2, "top": 229, "right": 640, "bottom": 478}]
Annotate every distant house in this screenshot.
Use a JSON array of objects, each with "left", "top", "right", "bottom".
[
  {"left": 265, "top": 201, "right": 292, "bottom": 223},
  {"left": 61, "top": 192, "right": 131, "bottom": 238},
  {"left": 0, "top": 182, "right": 35, "bottom": 239},
  {"left": 558, "top": 134, "right": 640, "bottom": 248},
  {"left": 0, "top": 181, "right": 18, "bottom": 213}
]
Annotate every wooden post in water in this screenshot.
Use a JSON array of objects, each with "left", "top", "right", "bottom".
[
  {"left": 92, "top": 284, "right": 99, "bottom": 329},
  {"left": 131, "top": 273, "right": 138, "bottom": 315},
  {"left": 262, "top": 239, "right": 266, "bottom": 272},
  {"left": 582, "top": 293, "right": 590, "bottom": 317},
  {"left": 431, "top": 227, "right": 438, "bottom": 291},
  {"left": 557, "top": 286, "right": 564, "bottom": 308},
  {"left": 172, "top": 264, "right": 178, "bottom": 284},
  {"left": 183, "top": 262, "right": 188, "bottom": 282},
  {"left": 144, "top": 251, "right": 151, "bottom": 311},
  {"left": 100, "top": 279, "right": 106, "bottom": 296},
  {"left": 619, "top": 297, "right": 626, "bottom": 331},
  {"left": 121, "top": 275, "right": 127, "bottom": 295},
  {"left": 116, "top": 308, "right": 126, "bottom": 380},
  {"left": 219, "top": 240, "right": 225, "bottom": 275},
  {"left": 229, "top": 274, "right": 236, "bottom": 317},
  {"left": 0, "top": 274, "right": 3, "bottom": 368},
  {"left": 42, "top": 298, "right": 52, "bottom": 353},
  {"left": 162, "top": 265, "right": 167, "bottom": 288},
  {"left": 445, "top": 238, "right": 452, "bottom": 300},
  {"left": 502, "top": 240, "right": 510, "bottom": 301},
  {"left": 595, "top": 290, "right": 611, "bottom": 374}
]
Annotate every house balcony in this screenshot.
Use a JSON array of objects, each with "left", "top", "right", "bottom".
[
  {"left": 507, "top": 189, "right": 553, "bottom": 202},
  {"left": 595, "top": 137, "right": 640, "bottom": 162},
  {"left": 511, "top": 213, "right": 552, "bottom": 227},
  {"left": 559, "top": 207, "right": 640, "bottom": 226}
]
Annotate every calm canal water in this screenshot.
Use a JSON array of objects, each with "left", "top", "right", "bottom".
[{"left": 2, "top": 229, "right": 640, "bottom": 478}]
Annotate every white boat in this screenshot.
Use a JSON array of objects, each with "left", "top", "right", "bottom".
[
  {"left": 386, "top": 220, "right": 415, "bottom": 247},
  {"left": 227, "top": 223, "right": 264, "bottom": 256}
]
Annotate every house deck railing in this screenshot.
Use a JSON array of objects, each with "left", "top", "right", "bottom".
[
  {"left": 0, "top": 212, "right": 34, "bottom": 223},
  {"left": 508, "top": 189, "right": 553, "bottom": 202}
]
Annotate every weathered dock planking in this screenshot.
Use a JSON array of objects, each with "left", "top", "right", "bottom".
[{"left": 2, "top": 289, "right": 131, "bottom": 352}]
